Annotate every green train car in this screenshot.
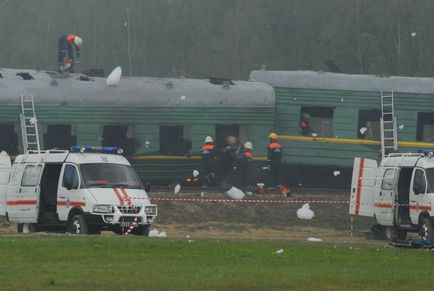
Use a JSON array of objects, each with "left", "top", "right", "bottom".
[
  {"left": 250, "top": 69, "right": 434, "bottom": 187},
  {"left": 0, "top": 68, "right": 274, "bottom": 185}
]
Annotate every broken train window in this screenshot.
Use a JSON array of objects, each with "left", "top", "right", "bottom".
[{"left": 159, "top": 125, "right": 192, "bottom": 156}]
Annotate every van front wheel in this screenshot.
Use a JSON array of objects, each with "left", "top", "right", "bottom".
[
  {"left": 419, "top": 217, "right": 434, "bottom": 240},
  {"left": 70, "top": 214, "right": 88, "bottom": 234}
]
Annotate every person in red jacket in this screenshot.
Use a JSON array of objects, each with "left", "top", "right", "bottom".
[
  {"left": 267, "top": 132, "right": 282, "bottom": 187},
  {"left": 299, "top": 112, "right": 313, "bottom": 136},
  {"left": 58, "top": 34, "right": 83, "bottom": 73}
]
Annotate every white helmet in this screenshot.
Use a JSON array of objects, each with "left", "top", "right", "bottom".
[
  {"left": 244, "top": 141, "right": 253, "bottom": 150},
  {"left": 74, "top": 36, "right": 83, "bottom": 47},
  {"left": 204, "top": 136, "right": 213, "bottom": 143}
]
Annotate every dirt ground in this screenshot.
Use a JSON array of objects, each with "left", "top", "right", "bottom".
[{"left": 0, "top": 189, "right": 386, "bottom": 243}]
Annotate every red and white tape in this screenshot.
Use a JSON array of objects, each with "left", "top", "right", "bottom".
[
  {"left": 123, "top": 217, "right": 139, "bottom": 236},
  {"left": 147, "top": 197, "right": 350, "bottom": 205}
]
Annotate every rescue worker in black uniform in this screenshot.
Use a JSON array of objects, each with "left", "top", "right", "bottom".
[
  {"left": 267, "top": 132, "right": 282, "bottom": 187},
  {"left": 234, "top": 141, "right": 254, "bottom": 193},
  {"left": 200, "top": 136, "right": 217, "bottom": 197},
  {"left": 221, "top": 135, "right": 241, "bottom": 187},
  {"left": 58, "top": 34, "right": 83, "bottom": 73}
]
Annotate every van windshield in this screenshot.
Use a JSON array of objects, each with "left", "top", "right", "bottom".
[{"left": 80, "top": 163, "right": 143, "bottom": 189}]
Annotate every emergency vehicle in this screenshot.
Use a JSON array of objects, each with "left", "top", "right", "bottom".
[
  {"left": 349, "top": 151, "right": 434, "bottom": 241},
  {"left": 0, "top": 146, "right": 157, "bottom": 235}
]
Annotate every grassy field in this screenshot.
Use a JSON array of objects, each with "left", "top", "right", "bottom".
[{"left": 0, "top": 235, "right": 434, "bottom": 290}]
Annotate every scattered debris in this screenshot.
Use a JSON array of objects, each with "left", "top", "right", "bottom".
[
  {"left": 307, "top": 237, "right": 323, "bottom": 242},
  {"left": 275, "top": 249, "right": 284, "bottom": 254},
  {"left": 341, "top": 97, "right": 344, "bottom": 103},
  {"left": 359, "top": 127, "right": 368, "bottom": 134},
  {"left": 144, "top": 141, "right": 150, "bottom": 148},
  {"left": 186, "top": 235, "right": 191, "bottom": 239},
  {"left": 193, "top": 170, "right": 199, "bottom": 177},
  {"left": 398, "top": 124, "right": 405, "bottom": 130},
  {"left": 149, "top": 229, "right": 167, "bottom": 238},
  {"left": 29, "top": 117, "right": 37, "bottom": 125},
  {"left": 312, "top": 133, "right": 318, "bottom": 137},
  {"left": 106, "top": 66, "right": 122, "bottom": 86},
  {"left": 296, "top": 203, "right": 315, "bottom": 220},
  {"left": 333, "top": 171, "right": 341, "bottom": 177},
  {"left": 411, "top": 32, "right": 417, "bottom": 37},
  {"left": 174, "top": 184, "right": 181, "bottom": 195},
  {"left": 180, "top": 95, "right": 186, "bottom": 100},
  {"left": 226, "top": 186, "right": 245, "bottom": 200}
]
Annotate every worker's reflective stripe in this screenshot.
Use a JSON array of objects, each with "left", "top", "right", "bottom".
[
  {"left": 355, "top": 158, "right": 364, "bottom": 215},
  {"left": 6, "top": 200, "right": 37, "bottom": 206}
]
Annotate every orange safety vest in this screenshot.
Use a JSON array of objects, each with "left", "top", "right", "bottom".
[
  {"left": 268, "top": 142, "right": 282, "bottom": 149},
  {"left": 243, "top": 151, "right": 253, "bottom": 158},
  {"left": 201, "top": 144, "right": 215, "bottom": 151}
]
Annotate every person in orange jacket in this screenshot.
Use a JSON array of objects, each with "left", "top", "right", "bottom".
[
  {"left": 58, "top": 34, "right": 83, "bottom": 73},
  {"left": 267, "top": 132, "right": 282, "bottom": 187}
]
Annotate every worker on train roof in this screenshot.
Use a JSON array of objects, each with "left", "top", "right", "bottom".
[{"left": 58, "top": 34, "right": 83, "bottom": 73}]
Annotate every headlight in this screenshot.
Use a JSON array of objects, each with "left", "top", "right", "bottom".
[{"left": 93, "top": 205, "right": 114, "bottom": 214}]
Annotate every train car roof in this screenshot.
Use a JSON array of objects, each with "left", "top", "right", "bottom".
[
  {"left": 0, "top": 68, "right": 275, "bottom": 107},
  {"left": 250, "top": 70, "right": 434, "bottom": 95}
]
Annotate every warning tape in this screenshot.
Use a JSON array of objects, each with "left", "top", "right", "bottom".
[
  {"left": 147, "top": 197, "right": 350, "bottom": 204},
  {"left": 123, "top": 217, "right": 139, "bottom": 236}
]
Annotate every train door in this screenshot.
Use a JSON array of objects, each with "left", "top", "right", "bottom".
[{"left": 374, "top": 167, "right": 397, "bottom": 225}]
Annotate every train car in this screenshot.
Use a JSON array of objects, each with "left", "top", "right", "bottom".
[
  {"left": 250, "top": 69, "right": 434, "bottom": 187},
  {"left": 0, "top": 68, "right": 275, "bottom": 185}
]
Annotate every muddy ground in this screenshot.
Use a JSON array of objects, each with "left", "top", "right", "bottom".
[{"left": 0, "top": 189, "right": 389, "bottom": 243}]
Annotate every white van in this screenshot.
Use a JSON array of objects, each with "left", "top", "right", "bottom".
[
  {"left": 0, "top": 146, "right": 157, "bottom": 235},
  {"left": 349, "top": 152, "right": 434, "bottom": 241}
]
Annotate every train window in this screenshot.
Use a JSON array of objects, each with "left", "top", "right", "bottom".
[
  {"left": 102, "top": 125, "right": 135, "bottom": 155},
  {"left": 44, "top": 125, "right": 77, "bottom": 150},
  {"left": 0, "top": 124, "right": 19, "bottom": 155},
  {"left": 300, "top": 107, "right": 334, "bottom": 137},
  {"left": 215, "top": 125, "right": 247, "bottom": 149},
  {"left": 358, "top": 110, "right": 381, "bottom": 139},
  {"left": 417, "top": 113, "right": 434, "bottom": 142},
  {"left": 159, "top": 125, "right": 192, "bottom": 156}
]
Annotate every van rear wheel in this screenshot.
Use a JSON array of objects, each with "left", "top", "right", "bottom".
[{"left": 70, "top": 214, "right": 88, "bottom": 234}]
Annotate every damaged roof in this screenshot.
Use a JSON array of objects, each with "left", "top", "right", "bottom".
[
  {"left": 0, "top": 68, "right": 275, "bottom": 107},
  {"left": 250, "top": 70, "right": 434, "bottom": 95}
]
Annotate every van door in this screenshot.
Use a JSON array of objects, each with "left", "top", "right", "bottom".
[
  {"left": 0, "top": 151, "right": 11, "bottom": 216},
  {"left": 57, "top": 164, "right": 81, "bottom": 222},
  {"left": 16, "top": 164, "right": 43, "bottom": 222},
  {"left": 374, "top": 167, "right": 397, "bottom": 225},
  {"left": 349, "top": 158, "right": 377, "bottom": 217},
  {"left": 409, "top": 168, "right": 431, "bottom": 224}
]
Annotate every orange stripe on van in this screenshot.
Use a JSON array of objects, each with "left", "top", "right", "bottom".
[
  {"left": 6, "top": 200, "right": 37, "bottom": 206},
  {"left": 409, "top": 204, "right": 432, "bottom": 211},
  {"left": 355, "top": 158, "right": 364, "bottom": 216},
  {"left": 57, "top": 200, "right": 86, "bottom": 207},
  {"left": 374, "top": 203, "right": 393, "bottom": 209}
]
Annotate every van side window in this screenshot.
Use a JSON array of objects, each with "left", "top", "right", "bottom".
[
  {"left": 413, "top": 169, "right": 427, "bottom": 195},
  {"left": 381, "top": 169, "right": 396, "bottom": 190},
  {"left": 21, "top": 165, "right": 42, "bottom": 186},
  {"left": 62, "top": 165, "right": 79, "bottom": 189}
]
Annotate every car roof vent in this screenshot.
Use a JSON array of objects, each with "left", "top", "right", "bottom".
[{"left": 16, "top": 72, "right": 34, "bottom": 80}]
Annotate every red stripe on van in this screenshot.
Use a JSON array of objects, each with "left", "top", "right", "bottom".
[
  {"left": 57, "top": 200, "right": 86, "bottom": 207},
  {"left": 113, "top": 188, "right": 124, "bottom": 205},
  {"left": 409, "top": 204, "right": 432, "bottom": 211},
  {"left": 374, "top": 203, "right": 393, "bottom": 209},
  {"left": 355, "top": 158, "right": 365, "bottom": 216},
  {"left": 6, "top": 200, "right": 37, "bottom": 206}
]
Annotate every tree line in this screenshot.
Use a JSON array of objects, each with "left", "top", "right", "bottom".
[{"left": 0, "top": 0, "right": 432, "bottom": 80}]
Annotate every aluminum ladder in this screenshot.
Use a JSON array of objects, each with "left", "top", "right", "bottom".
[
  {"left": 380, "top": 90, "right": 398, "bottom": 159},
  {"left": 19, "top": 94, "right": 41, "bottom": 153}
]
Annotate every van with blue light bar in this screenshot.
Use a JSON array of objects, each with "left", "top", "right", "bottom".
[
  {"left": 349, "top": 151, "right": 434, "bottom": 242},
  {"left": 0, "top": 146, "right": 157, "bottom": 235}
]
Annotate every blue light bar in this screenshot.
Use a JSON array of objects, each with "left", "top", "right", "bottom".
[
  {"left": 422, "top": 150, "right": 434, "bottom": 157},
  {"left": 70, "top": 146, "right": 124, "bottom": 155}
]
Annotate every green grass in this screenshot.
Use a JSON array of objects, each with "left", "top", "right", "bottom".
[{"left": 0, "top": 236, "right": 433, "bottom": 290}]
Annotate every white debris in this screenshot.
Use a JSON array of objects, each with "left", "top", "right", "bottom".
[
  {"left": 180, "top": 95, "right": 186, "bottom": 101},
  {"left": 193, "top": 170, "right": 199, "bottom": 177},
  {"left": 398, "top": 124, "right": 405, "bottom": 130},
  {"left": 186, "top": 235, "right": 191, "bottom": 239},
  {"left": 312, "top": 133, "right": 318, "bottom": 137},
  {"left": 188, "top": 240, "right": 193, "bottom": 243},
  {"left": 411, "top": 32, "right": 417, "bottom": 37},
  {"left": 106, "top": 66, "right": 122, "bottom": 86},
  {"left": 293, "top": 98, "right": 297, "bottom": 101},
  {"left": 144, "top": 141, "right": 150, "bottom": 148},
  {"left": 29, "top": 117, "right": 37, "bottom": 125},
  {"left": 296, "top": 203, "right": 315, "bottom": 220},
  {"left": 307, "top": 237, "right": 323, "bottom": 242},
  {"left": 149, "top": 229, "right": 159, "bottom": 237},
  {"left": 226, "top": 186, "right": 245, "bottom": 200},
  {"left": 149, "top": 229, "right": 168, "bottom": 238},
  {"left": 245, "top": 191, "right": 253, "bottom": 196},
  {"left": 275, "top": 249, "right": 284, "bottom": 254},
  {"left": 359, "top": 127, "right": 368, "bottom": 134},
  {"left": 298, "top": 183, "right": 303, "bottom": 186},
  {"left": 341, "top": 97, "right": 344, "bottom": 103},
  {"left": 333, "top": 171, "right": 341, "bottom": 177},
  {"left": 174, "top": 184, "right": 181, "bottom": 195}
]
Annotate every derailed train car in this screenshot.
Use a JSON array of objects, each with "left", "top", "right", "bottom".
[
  {"left": 0, "top": 68, "right": 275, "bottom": 185},
  {"left": 251, "top": 70, "right": 434, "bottom": 187}
]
